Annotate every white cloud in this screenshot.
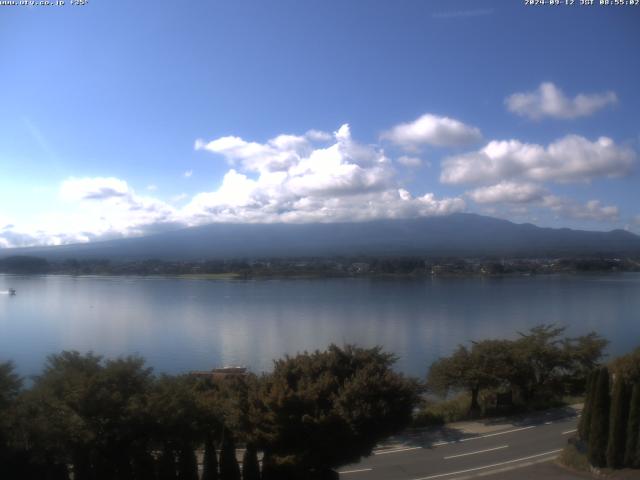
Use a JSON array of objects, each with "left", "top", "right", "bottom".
[
  {"left": 441, "top": 135, "right": 635, "bottom": 185},
  {"left": 397, "top": 156, "right": 423, "bottom": 168},
  {"left": 0, "top": 124, "right": 466, "bottom": 248},
  {"left": 146, "top": 184, "right": 158, "bottom": 191},
  {"left": 183, "top": 170, "right": 193, "bottom": 178},
  {"left": 382, "top": 113, "right": 482, "bottom": 150},
  {"left": 60, "top": 177, "right": 130, "bottom": 201},
  {"left": 466, "top": 181, "right": 618, "bottom": 223},
  {"left": 185, "top": 124, "right": 464, "bottom": 224},
  {"left": 467, "top": 181, "right": 547, "bottom": 204},
  {"left": 542, "top": 196, "right": 619, "bottom": 222},
  {"left": 506, "top": 82, "right": 617, "bottom": 120}
]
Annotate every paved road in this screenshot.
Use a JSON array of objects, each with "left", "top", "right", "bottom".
[{"left": 339, "top": 414, "right": 578, "bottom": 480}]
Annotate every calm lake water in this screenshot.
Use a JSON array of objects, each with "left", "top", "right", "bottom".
[{"left": 1, "top": 273, "right": 639, "bottom": 378}]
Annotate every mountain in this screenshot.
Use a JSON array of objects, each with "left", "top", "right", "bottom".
[{"left": 2, "top": 214, "right": 640, "bottom": 261}]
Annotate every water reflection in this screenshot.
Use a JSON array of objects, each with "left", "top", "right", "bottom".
[{"left": 1, "top": 274, "right": 639, "bottom": 377}]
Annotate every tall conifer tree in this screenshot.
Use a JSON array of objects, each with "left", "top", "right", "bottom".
[
  {"left": 624, "top": 384, "right": 640, "bottom": 468},
  {"left": 202, "top": 436, "right": 219, "bottom": 480},
  {"left": 579, "top": 370, "right": 597, "bottom": 441},
  {"left": 220, "top": 431, "right": 241, "bottom": 480},
  {"left": 588, "top": 367, "right": 610, "bottom": 468},
  {"left": 607, "top": 377, "right": 630, "bottom": 468},
  {"left": 241, "top": 444, "right": 260, "bottom": 480}
]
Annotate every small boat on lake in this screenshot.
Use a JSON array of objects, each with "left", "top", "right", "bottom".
[{"left": 8, "top": 288, "right": 16, "bottom": 296}]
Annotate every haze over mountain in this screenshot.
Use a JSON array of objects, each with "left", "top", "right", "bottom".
[{"left": 1, "top": 214, "right": 639, "bottom": 262}]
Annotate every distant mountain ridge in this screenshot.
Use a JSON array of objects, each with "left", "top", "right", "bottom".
[{"left": 2, "top": 214, "right": 640, "bottom": 261}]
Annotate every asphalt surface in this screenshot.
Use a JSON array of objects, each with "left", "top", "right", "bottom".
[{"left": 338, "top": 414, "right": 578, "bottom": 480}]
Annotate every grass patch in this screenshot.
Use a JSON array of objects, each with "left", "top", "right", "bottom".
[
  {"left": 558, "top": 442, "right": 591, "bottom": 473},
  {"left": 412, "top": 394, "right": 470, "bottom": 427}
]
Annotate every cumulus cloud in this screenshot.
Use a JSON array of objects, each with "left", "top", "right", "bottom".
[
  {"left": 185, "top": 124, "right": 464, "bottom": 224},
  {"left": 60, "top": 177, "right": 130, "bottom": 201},
  {"left": 467, "top": 181, "right": 547, "bottom": 204},
  {"left": 0, "top": 177, "right": 181, "bottom": 248},
  {"left": 506, "top": 82, "right": 617, "bottom": 120},
  {"left": 441, "top": 135, "right": 635, "bottom": 185},
  {"left": 542, "top": 196, "right": 619, "bottom": 222},
  {"left": 183, "top": 170, "right": 193, "bottom": 178},
  {"left": 0, "top": 124, "right": 466, "bottom": 248},
  {"left": 466, "top": 181, "right": 618, "bottom": 223},
  {"left": 382, "top": 113, "right": 482, "bottom": 150}
]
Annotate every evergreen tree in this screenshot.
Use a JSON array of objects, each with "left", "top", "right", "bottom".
[
  {"left": 624, "top": 383, "right": 640, "bottom": 468},
  {"left": 579, "top": 370, "right": 597, "bottom": 442},
  {"left": 131, "top": 448, "right": 157, "bottom": 480},
  {"left": 606, "top": 376, "right": 631, "bottom": 468},
  {"left": 219, "top": 431, "right": 241, "bottom": 480},
  {"left": 242, "top": 444, "right": 260, "bottom": 480},
  {"left": 177, "top": 444, "right": 198, "bottom": 480},
  {"left": 588, "top": 367, "right": 610, "bottom": 468},
  {"left": 260, "top": 452, "right": 275, "bottom": 480},
  {"left": 202, "top": 436, "right": 219, "bottom": 480},
  {"left": 157, "top": 446, "right": 177, "bottom": 480}
]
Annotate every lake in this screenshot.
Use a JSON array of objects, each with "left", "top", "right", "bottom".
[{"left": 1, "top": 273, "right": 639, "bottom": 378}]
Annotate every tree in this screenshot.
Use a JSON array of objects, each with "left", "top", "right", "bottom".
[
  {"left": 611, "top": 348, "right": 640, "bottom": 384},
  {"left": 606, "top": 376, "right": 631, "bottom": 468},
  {"left": 242, "top": 444, "right": 260, "bottom": 480},
  {"left": 513, "top": 325, "right": 568, "bottom": 401},
  {"left": 177, "top": 444, "right": 198, "bottom": 480},
  {"left": 588, "top": 367, "right": 610, "bottom": 468},
  {"left": 428, "top": 340, "right": 515, "bottom": 416},
  {"left": 624, "top": 383, "right": 640, "bottom": 468},
  {"left": 258, "top": 345, "right": 419, "bottom": 478},
  {"left": 578, "top": 370, "right": 597, "bottom": 442},
  {"left": 562, "top": 332, "right": 608, "bottom": 393},
  {"left": 219, "top": 430, "right": 241, "bottom": 480},
  {"left": 202, "top": 435, "right": 219, "bottom": 480}
]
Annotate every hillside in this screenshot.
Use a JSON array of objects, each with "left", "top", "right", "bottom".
[{"left": 2, "top": 214, "right": 640, "bottom": 261}]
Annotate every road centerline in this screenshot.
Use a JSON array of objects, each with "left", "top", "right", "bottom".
[
  {"left": 338, "top": 468, "right": 373, "bottom": 475},
  {"left": 443, "top": 444, "right": 508, "bottom": 460},
  {"left": 410, "top": 449, "right": 563, "bottom": 480},
  {"left": 374, "top": 446, "right": 422, "bottom": 455}
]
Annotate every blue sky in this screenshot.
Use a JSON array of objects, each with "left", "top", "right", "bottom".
[{"left": 1, "top": 0, "right": 639, "bottom": 247}]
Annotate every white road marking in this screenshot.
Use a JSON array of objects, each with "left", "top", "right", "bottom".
[
  {"left": 430, "top": 425, "right": 538, "bottom": 448},
  {"left": 443, "top": 445, "right": 508, "bottom": 460},
  {"left": 338, "top": 468, "right": 373, "bottom": 475},
  {"left": 562, "top": 429, "right": 578, "bottom": 435},
  {"left": 457, "top": 425, "right": 536, "bottom": 443},
  {"left": 544, "top": 421, "right": 552, "bottom": 425},
  {"left": 374, "top": 446, "right": 422, "bottom": 455},
  {"left": 410, "top": 449, "right": 563, "bottom": 480}
]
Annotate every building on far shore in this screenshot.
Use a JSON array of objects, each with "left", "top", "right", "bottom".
[{"left": 190, "top": 366, "right": 247, "bottom": 381}]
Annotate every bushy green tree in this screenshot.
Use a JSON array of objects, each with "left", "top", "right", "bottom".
[
  {"left": 624, "top": 383, "right": 640, "bottom": 468},
  {"left": 607, "top": 376, "right": 631, "bottom": 468},
  {"left": 588, "top": 367, "right": 610, "bottom": 468},
  {"left": 611, "top": 348, "right": 640, "bottom": 383},
  {"left": 257, "top": 345, "right": 419, "bottom": 478},
  {"left": 429, "top": 339, "right": 520, "bottom": 416}
]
